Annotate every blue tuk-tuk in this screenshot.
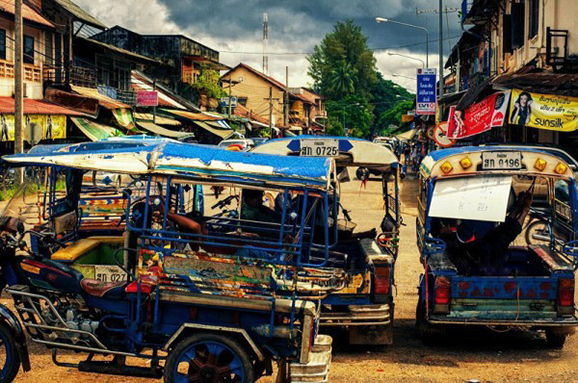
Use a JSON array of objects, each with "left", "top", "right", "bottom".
[
  {"left": 417, "top": 146, "right": 578, "bottom": 347},
  {"left": 253, "top": 136, "right": 401, "bottom": 345},
  {"left": 0, "top": 138, "right": 336, "bottom": 382}
]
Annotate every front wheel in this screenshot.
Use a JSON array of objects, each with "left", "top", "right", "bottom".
[
  {"left": 164, "top": 333, "right": 255, "bottom": 383},
  {"left": 0, "top": 322, "right": 22, "bottom": 383},
  {"left": 525, "top": 220, "right": 550, "bottom": 246}
]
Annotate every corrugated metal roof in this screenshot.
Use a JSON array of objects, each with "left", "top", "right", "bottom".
[
  {"left": 0, "top": 0, "right": 55, "bottom": 28},
  {"left": 82, "top": 37, "right": 160, "bottom": 64},
  {"left": 493, "top": 71, "right": 578, "bottom": 98},
  {"left": 0, "top": 97, "right": 84, "bottom": 115},
  {"left": 52, "top": 0, "right": 106, "bottom": 29},
  {"left": 71, "top": 85, "right": 131, "bottom": 110}
]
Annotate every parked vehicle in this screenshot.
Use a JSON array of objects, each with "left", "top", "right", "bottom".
[
  {"left": 417, "top": 146, "right": 578, "bottom": 347},
  {"left": 252, "top": 136, "right": 402, "bottom": 345},
  {"left": 0, "top": 138, "right": 336, "bottom": 382}
]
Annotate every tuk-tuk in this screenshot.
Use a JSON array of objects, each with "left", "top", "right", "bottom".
[
  {"left": 0, "top": 138, "right": 336, "bottom": 382},
  {"left": 252, "top": 136, "right": 401, "bottom": 345},
  {"left": 417, "top": 146, "right": 578, "bottom": 347}
]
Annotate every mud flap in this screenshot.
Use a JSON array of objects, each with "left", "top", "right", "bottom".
[
  {"left": 0, "top": 304, "right": 30, "bottom": 371},
  {"left": 349, "top": 323, "right": 393, "bottom": 345}
]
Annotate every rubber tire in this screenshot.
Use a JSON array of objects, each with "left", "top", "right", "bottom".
[
  {"left": 164, "top": 333, "right": 255, "bottom": 383},
  {"left": 545, "top": 328, "right": 568, "bottom": 349},
  {"left": 0, "top": 321, "right": 22, "bottom": 383},
  {"left": 416, "top": 300, "right": 446, "bottom": 345},
  {"left": 525, "top": 220, "right": 549, "bottom": 246}
]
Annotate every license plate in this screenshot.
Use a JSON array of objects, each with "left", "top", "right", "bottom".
[
  {"left": 94, "top": 265, "right": 127, "bottom": 283},
  {"left": 482, "top": 152, "right": 522, "bottom": 170},
  {"left": 300, "top": 139, "right": 339, "bottom": 157}
]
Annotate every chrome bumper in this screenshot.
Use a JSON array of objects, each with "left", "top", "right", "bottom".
[
  {"left": 320, "top": 304, "right": 391, "bottom": 326},
  {"left": 291, "top": 334, "right": 332, "bottom": 383}
]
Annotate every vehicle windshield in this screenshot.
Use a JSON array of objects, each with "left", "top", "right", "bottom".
[
  {"left": 0, "top": 176, "right": 44, "bottom": 233},
  {"left": 218, "top": 140, "right": 248, "bottom": 148}
]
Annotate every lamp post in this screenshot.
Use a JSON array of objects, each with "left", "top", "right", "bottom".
[
  {"left": 376, "top": 17, "right": 429, "bottom": 68},
  {"left": 387, "top": 52, "right": 425, "bottom": 68}
]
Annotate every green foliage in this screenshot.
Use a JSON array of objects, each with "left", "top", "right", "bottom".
[
  {"left": 326, "top": 95, "right": 374, "bottom": 138},
  {"left": 194, "top": 69, "right": 226, "bottom": 99},
  {"left": 377, "top": 100, "right": 415, "bottom": 135},
  {"left": 308, "top": 20, "right": 377, "bottom": 100},
  {"left": 307, "top": 20, "right": 414, "bottom": 137}
]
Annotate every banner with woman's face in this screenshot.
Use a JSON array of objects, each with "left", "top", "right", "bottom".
[{"left": 509, "top": 88, "right": 578, "bottom": 132}]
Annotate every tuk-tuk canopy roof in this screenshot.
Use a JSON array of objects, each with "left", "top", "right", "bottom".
[
  {"left": 251, "top": 136, "right": 398, "bottom": 169},
  {"left": 2, "top": 137, "right": 336, "bottom": 190},
  {"left": 421, "top": 146, "right": 574, "bottom": 179}
]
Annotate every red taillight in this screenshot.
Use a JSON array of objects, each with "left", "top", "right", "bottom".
[
  {"left": 434, "top": 277, "right": 451, "bottom": 305},
  {"left": 374, "top": 267, "right": 391, "bottom": 295},
  {"left": 558, "top": 279, "right": 575, "bottom": 307}
]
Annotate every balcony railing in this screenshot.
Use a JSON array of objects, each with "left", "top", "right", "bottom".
[
  {"left": 0, "top": 60, "right": 42, "bottom": 82},
  {"left": 98, "top": 84, "right": 137, "bottom": 106},
  {"left": 546, "top": 27, "right": 571, "bottom": 72},
  {"left": 44, "top": 64, "right": 98, "bottom": 88}
]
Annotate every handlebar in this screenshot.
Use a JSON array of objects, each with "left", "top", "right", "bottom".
[{"left": 211, "top": 195, "right": 239, "bottom": 210}]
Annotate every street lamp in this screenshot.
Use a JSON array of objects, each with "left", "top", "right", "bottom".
[
  {"left": 376, "top": 17, "right": 429, "bottom": 68},
  {"left": 387, "top": 52, "right": 425, "bottom": 68}
]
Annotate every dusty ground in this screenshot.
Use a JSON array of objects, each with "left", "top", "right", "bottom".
[{"left": 6, "top": 175, "right": 578, "bottom": 382}]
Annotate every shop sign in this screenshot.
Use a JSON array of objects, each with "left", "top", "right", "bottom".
[
  {"left": 509, "top": 88, "right": 578, "bottom": 132},
  {"left": 416, "top": 68, "right": 437, "bottom": 115}
]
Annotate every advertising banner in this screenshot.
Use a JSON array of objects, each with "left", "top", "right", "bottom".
[
  {"left": 509, "top": 88, "right": 578, "bottom": 132},
  {"left": 416, "top": 68, "right": 437, "bottom": 115},
  {"left": 447, "top": 90, "right": 510, "bottom": 139},
  {"left": 0, "top": 114, "right": 66, "bottom": 142}
]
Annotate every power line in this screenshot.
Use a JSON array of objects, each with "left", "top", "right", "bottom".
[{"left": 220, "top": 35, "right": 461, "bottom": 56}]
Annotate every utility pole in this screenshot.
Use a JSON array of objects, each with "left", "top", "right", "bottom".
[
  {"left": 438, "top": 0, "right": 444, "bottom": 100},
  {"left": 268, "top": 86, "right": 273, "bottom": 136},
  {"left": 228, "top": 79, "right": 232, "bottom": 118},
  {"left": 14, "top": 0, "right": 24, "bottom": 184},
  {"left": 284, "top": 66, "right": 289, "bottom": 126},
  {"left": 153, "top": 80, "right": 157, "bottom": 124}
]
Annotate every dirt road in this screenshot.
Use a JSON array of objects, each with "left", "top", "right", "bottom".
[{"left": 7, "top": 176, "right": 578, "bottom": 382}]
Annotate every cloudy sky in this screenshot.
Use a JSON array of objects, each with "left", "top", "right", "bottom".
[{"left": 75, "top": 0, "right": 463, "bottom": 92}]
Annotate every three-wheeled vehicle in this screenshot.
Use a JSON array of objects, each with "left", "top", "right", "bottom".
[
  {"left": 252, "top": 136, "right": 402, "bottom": 345},
  {"left": 0, "top": 138, "right": 338, "bottom": 382},
  {"left": 417, "top": 146, "right": 578, "bottom": 347}
]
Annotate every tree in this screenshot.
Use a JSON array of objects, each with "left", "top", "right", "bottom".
[
  {"left": 371, "top": 72, "right": 414, "bottom": 119},
  {"left": 194, "top": 68, "right": 226, "bottom": 99},
  {"left": 308, "top": 20, "right": 377, "bottom": 100},
  {"left": 326, "top": 95, "right": 373, "bottom": 138},
  {"left": 377, "top": 100, "right": 414, "bottom": 135}
]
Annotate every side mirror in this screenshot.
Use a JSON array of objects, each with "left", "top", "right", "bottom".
[{"left": 16, "top": 221, "right": 25, "bottom": 235}]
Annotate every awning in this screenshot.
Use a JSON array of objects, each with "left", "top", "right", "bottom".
[
  {"left": 396, "top": 128, "right": 418, "bottom": 141},
  {"left": 161, "top": 109, "right": 221, "bottom": 121},
  {"left": 0, "top": 97, "right": 85, "bottom": 115},
  {"left": 71, "top": 117, "right": 125, "bottom": 142},
  {"left": 134, "top": 113, "right": 181, "bottom": 126},
  {"left": 193, "top": 121, "right": 234, "bottom": 140},
  {"left": 71, "top": 85, "right": 137, "bottom": 131},
  {"left": 136, "top": 121, "right": 194, "bottom": 140}
]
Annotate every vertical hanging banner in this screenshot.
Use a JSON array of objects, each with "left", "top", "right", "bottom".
[
  {"left": 509, "top": 89, "right": 578, "bottom": 132},
  {"left": 447, "top": 90, "right": 511, "bottom": 139},
  {"left": 416, "top": 68, "right": 437, "bottom": 115}
]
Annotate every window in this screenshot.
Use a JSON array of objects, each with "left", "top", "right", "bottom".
[
  {"left": 0, "top": 29, "right": 5, "bottom": 60},
  {"left": 238, "top": 97, "right": 248, "bottom": 107},
  {"left": 529, "top": 0, "right": 539, "bottom": 39},
  {"left": 23, "top": 35, "right": 34, "bottom": 65},
  {"left": 511, "top": 2, "right": 525, "bottom": 49}
]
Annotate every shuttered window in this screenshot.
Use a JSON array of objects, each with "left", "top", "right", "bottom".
[
  {"left": 511, "top": 2, "right": 526, "bottom": 49},
  {"left": 529, "top": 0, "right": 540, "bottom": 39}
]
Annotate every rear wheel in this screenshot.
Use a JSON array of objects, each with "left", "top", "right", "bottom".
[
  {"left": 416, "top": 300, "right": 446, "bottom": 345},
  {"left": 525, "top": 220, "right": 550, "bottom": 246},
  {"left": 0, "top": 321, "right": 22, "bottom": 383},
  {"left": 545, "top": 328, "right": 568, "bottom": 349},
  {"left": 164, "top": 333, "right": 255, "bottom": 383}
]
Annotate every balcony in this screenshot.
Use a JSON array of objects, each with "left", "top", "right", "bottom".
[
  {"left": 545, "top": 28, "right": 577, "bottom": 72},
  {"left": 0, "top": 60, "right": 42, "bottom": 82},
  {"left": 44, "top": 64, "right": 98, "bottom": 88}
]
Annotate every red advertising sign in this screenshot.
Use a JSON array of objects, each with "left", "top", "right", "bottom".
[
  {"left": 447, "top": 90, "right": 511, "bottom": 139},
  {"left": 136, "top": 91, "right": 159, "bottom": 107}
]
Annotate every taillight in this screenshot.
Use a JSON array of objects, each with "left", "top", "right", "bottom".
[
  {"left": 558, "top": 279, "right": 575, "bottom": 316},
  {"left": 374, "top": 267, "right": 391, "bottom": 295},
  {"left": 434, "top": 277, "right": 451, "bottom": 305}
]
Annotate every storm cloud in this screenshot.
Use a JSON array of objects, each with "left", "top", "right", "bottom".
[{"left": 74, "top": 0, "right": 463, "bottom": 90}]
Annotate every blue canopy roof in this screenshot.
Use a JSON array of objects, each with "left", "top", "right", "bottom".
[
  {"left": 426, "top": 146, "right": 568, "bottom": 163},
  {"left": 3, "top": 137, "right": 335, "bottom": 190}
]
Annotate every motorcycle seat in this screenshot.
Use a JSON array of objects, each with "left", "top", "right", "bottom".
[{"left": 80, "top": 279, "right": 126, "bottom": 299}]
